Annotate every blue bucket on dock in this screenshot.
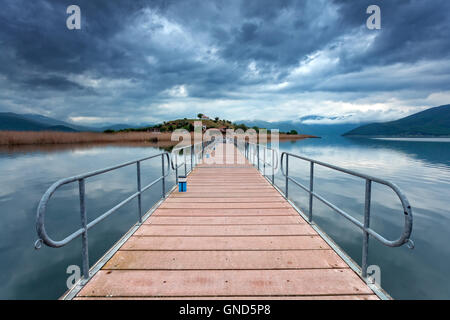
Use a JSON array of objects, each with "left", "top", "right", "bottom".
[{"left": 178, "top": 176, "right": 187, "bottom": 192}]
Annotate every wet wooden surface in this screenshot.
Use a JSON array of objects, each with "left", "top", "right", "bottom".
[{"left": 75, "top": 143, "right": 378, "bottom": 300}]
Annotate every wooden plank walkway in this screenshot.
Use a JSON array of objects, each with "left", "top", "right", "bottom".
[{"left": 74, "top": 143, "right": 378, "bottom": 300}]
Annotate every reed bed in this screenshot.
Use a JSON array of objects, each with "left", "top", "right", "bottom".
[
  {"left": 0, "top": 131, "right": 317, "bottom": 146},
  {"left": 0, "top": 131, "right": 174, "bottom": 146}
]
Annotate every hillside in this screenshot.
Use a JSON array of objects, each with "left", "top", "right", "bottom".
[
  {"left": 0, "top": 112, "right": 93, "bottom": 132},
  {"left": 130, "top": 118, "right": 235, "bottom": 133},
  {"left": 0, "top": 113, "right": 79, "bottom": 132},
  {"left": 343, "top": 105, "right": 450, "bottom": 137},
  {"left": 113, "top": 117, "right": 301, "bottom": 135}
]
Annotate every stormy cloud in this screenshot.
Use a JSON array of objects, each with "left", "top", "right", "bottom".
[{"left": 0, "top": 0, "right": 449, "bottom": 125}]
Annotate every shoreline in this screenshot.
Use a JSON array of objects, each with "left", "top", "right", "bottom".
[{"left": 0, "top": 130, "right": 318, "bottom": 147}]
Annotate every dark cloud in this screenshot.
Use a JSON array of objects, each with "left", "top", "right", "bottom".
[
  {"left": 0, "top": 0, "right": 449, "bottom": 124},
  {"left": 334, "top": 0, "right": 450, "bottom": 67}
]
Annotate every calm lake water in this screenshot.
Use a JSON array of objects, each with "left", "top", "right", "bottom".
[{"left": 0, "top": 137, "right": 449, "bottom": 299}]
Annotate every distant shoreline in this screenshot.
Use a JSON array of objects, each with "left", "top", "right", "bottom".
[{"left": 0, "top": 130, "right": 318, "bottom": 147}]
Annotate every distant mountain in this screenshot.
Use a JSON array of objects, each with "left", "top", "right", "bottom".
[
  {"left": 0, "top": 112, "right": 92, "bottom": 132},
  {"left": 45, "top": 125, "right": 79, "bottom": 132},
  {"left": 343, "top": 105, "right": 450, "bottom": 137},
  {"left": 20, "top": 113, "right": 95, "bottom": 131},
  {"left": 0, "top": 113, "right": 50, "bottom": 131},
  {"left": 0, "top": 112, "right": 82, "bottom": 132},
  {"left": 0, "top": 112, "right": 146, "bottom": 132}
]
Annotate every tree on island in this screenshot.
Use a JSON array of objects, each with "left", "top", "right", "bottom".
[{"left": 197, "top": 113, "right": 204, "bottom": 119}]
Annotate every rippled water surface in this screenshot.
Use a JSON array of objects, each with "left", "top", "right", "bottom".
[{"left": 0, "top": 137, "right": 449, "bottom": 299}]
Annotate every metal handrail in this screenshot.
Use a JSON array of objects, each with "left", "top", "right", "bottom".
[
  {"left": 246, "top": 143, "right": 278, "bottom": 168},
  {"left": 280, "top": 152, "right": 414, "bottom": 278},
  {"left": 240, "top": 141, "right": 279, "bottom": 184},
  {"left": 34, "top": 152, "right": 170, "bottom": 280},
  {"left": 170, "top": 140, "right": 216, "bottom": 183}
]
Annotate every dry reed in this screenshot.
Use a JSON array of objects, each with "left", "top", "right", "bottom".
[
  {"left": 0, "top": 131, "right": 317, "bottom": 146},
  {"left": 0, "top": 131, "right": 174, "bottom": 146}
]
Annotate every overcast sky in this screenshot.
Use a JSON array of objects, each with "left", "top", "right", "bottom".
[{"left": 1, "top": 0, "right": 449, "bottom": 125}]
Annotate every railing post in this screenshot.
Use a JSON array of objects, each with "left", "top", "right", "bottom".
[
  {"left": 257, "top": 144, "right": 260, "bottom": 171},
  {"left": 271, "top": 149, "right": 275, "bottom": 184},
  {"left": 175, "top": 155, "right": 179, "bottom": 185},
  {"left": 247, "top": 142, "right": 249, "bottom": 160},
  {"left": 309, "top": 162, "right": 314, "bottom": 223},
  {"left": 263, "top": 147, "right": 266, "bottom": 176},
  {"left": 184, "top": 149, "right": 187, "bottom": 175},
  {"left": 362, "top": 179, "right": 372, "bottom": 278},
  {"left": 285, "top": 155, "right": 289, "bottom": 198},
  {"left": 137, "top": 161, "right": 142, "bottom": 223},
  {"left": 161, "top": 155, "right": 166, "bottom": 199},
  {"left": 190, "top": 145, "right": 193, "bottom": 172},
  {"left": 78, "top": 178, "right": 89, "bottom": 280}
]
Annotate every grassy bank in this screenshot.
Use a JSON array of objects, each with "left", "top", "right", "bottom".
[
  {"left": 0, "top": 130, "right": 317, "bottom": 146},
  {"left": 0, "top": 131, "right": 174, "bottom": 146}
]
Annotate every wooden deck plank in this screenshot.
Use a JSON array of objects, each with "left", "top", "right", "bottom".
[
  {"left": 145, "top": 216, "right": 305, "bottom": 225},
  {"left": 171, "top": 193, "right": 282, "bottom": 198},
  {"left": 133, "top": 224, "right": 316, "bottom": 236},
  {"left": 159, "top": 202, "right": 293, "bottom": 209},
  {"left": 103, "top": 250, "right": 348, "bottom": 270},
  {"left": 75, "top": 295, "right": 379, "bottom": 300},
  {"left": 152, "top": 208, "right": 300, "bottom": 216},
  {"left": 174, "top": 188, "right": 276, "bottom": 192},
  {"left": 165, "top": 197, "right": 285, "bottom": 203},
  {"left": 77, "top": 269, "right": 373, "bottom": 297},
  {"left": 121, "top": 235, "right": 329, "bottom": 250},
  {"left": 73, "top": 142, "right": 377, "bottom": 300}
]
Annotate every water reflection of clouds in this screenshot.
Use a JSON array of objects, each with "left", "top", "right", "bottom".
[
  {"left": 0, "top": 145, "right": 169, "bottom": 299},
  {"left": 283, "top": 141, "right": 450, "bottom": 185},
  {"left": 278, "top": 137, "right": 450, "bottom": 298},
  {"left": 1, "top": 140, "right": 449, "bottom": 299}
]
